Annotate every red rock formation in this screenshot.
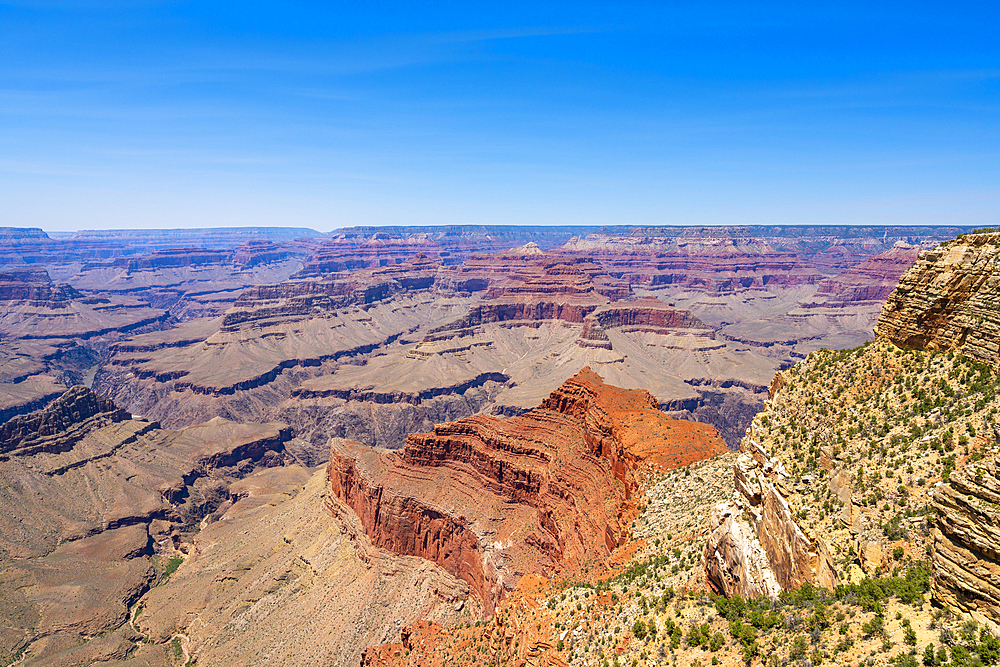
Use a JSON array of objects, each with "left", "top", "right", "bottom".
[
  {"left": 223, "top": 253, "right": 441, "bottom": 330},
  {"left": 579, "top": 297, "right": 714, "bottom": 348},
  {"left": 806, "top": 243, "right": 920, "bottom": 307},
  {"left": 328, "top": 368, "right": 728, "bottom": 615}
]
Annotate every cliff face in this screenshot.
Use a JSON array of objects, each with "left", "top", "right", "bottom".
[
  {"left": 703, "top": 432, "right": 839, "bottom": 600},
  {"left": 0, "top": 271, "right": 81, "bottom": 307},
  {"left": 877, "top": 233, "right": 1000, "bottom": 368},
  {"left": 579, "top": 297, "right": 714, "bottom": 348},
  {"left": 329, "top": 367, "right": 728, "bottom": 615},
  {"left": 933, "top": 457, "right": 1000, "bottom": 633},
  {"left": 560, "top": 235, "right": 825, "bottom": 294},
  {"left": 0, "top": 385, "right": 129, "bottom": 455}
]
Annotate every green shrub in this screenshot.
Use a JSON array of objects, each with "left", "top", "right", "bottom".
[{"left": 164, "top": 555, "right": 183, "bottom": 577}]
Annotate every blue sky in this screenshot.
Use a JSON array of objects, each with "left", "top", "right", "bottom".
[{"left": 1, "top": 2, "right": 998, "bottom": 231}]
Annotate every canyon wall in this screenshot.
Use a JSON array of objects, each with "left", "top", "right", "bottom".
[
  {"left": 933, "top": 456, "right": 1000, "bottom": 633},
  {"left": 878, "top": 232, "right": 1000, "bottom": 369}
]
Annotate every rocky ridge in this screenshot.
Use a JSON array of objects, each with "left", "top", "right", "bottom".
[{"left": 329, "top": 368, "right": 728, "bottom": 616}]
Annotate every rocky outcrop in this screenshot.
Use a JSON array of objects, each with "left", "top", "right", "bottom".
[
  {"left": 704, "top": 502, "right": 781, "bottom": 600},
  {"left": 579, "top": 298, "right": 714, "bottom": 348},
  {"left": 330, "top": 368, "right": 728, "bottom": 615},
  {"left": 427, "top": 258, "right": 627, "bottom": 341},
  {"left": 0, "top": 385, "right": 129, "bottom": 455},
  {"left": 0, "top": 270, "right": 81, "bottom": 307},
  {"left": 932, "top": 456, "right": 1000, "bottom": 633},
  {"left": 704, "top": 415, "right": 839, "bottom": 599},
  {"left": 807, "top": 243, "right": 920, "bottom": 307},
  {"left": 877, "top": 233, "right": 1000, "bottom": 368}
]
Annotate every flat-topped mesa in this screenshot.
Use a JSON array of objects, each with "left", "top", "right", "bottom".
[
  {"left": 579, "top": 298, "right": 715, "bottom": 349},
  {"left": 293, "top": 234, "right": 447, "bottom": 278},
  {"left": 0, "top": 386, "right": 130, "bottom": 456},
  {"left": 329, "top": 367, "right": 728, "bottom": 616},
  {"left": 221, "top": 254, "right": 442, "bottom": 330},
  {"left": 0, "top": 270, "right": 81, "bottom": 307},
  {"left": 876, "top": 232, "right": 1000, "bottom": 369},
  {"left": 805, "top": 243, "right": 921, "bottom": 308}
]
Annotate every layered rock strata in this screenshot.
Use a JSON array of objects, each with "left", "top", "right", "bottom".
[
  {"left": 578, "top": 297, "right": 714, "bottom": 349},
  {"left": 330, "top": 368, "right": 728, "bottom": 615},
  {"left": 877, "top": 232, "right": 1000, "bottom": 368},
  {"left": 807, "top": 243, "right": 921, "bottom": 307},
  {"left": 932, "top": 456, "right": 1000, "bottom": 633}
]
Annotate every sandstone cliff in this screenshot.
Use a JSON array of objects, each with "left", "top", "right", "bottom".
[
  {"left": 878, "top": 232, "right": 1000, "bottom": 368},
  {"left": 330, "top": 368, "right": 728, "bottom": 615},
  {"left": 932, "top": 456, "right": 1000, "bottom": 633}
]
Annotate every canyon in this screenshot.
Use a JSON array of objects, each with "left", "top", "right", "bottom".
[{"left": 3, "top": 224, "right": 999, "bottom": 667}]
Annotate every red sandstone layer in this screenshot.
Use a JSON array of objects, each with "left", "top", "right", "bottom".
[{"left": 328, "top": 368, "right": 727, "bottom": 615}]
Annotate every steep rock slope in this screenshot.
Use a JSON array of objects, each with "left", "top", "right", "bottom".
[
  {"left": 703, "top": 234, "right": 1000, "bottom": 638},
  {"left": 329, "top": 368, "right": 728, "bottom": 615},
  {"left": 129, "top": 465, "right": 474, "bottom": 667},
  {"left": 933, "top": 457, "right": 1000, "bottom": 633}
]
